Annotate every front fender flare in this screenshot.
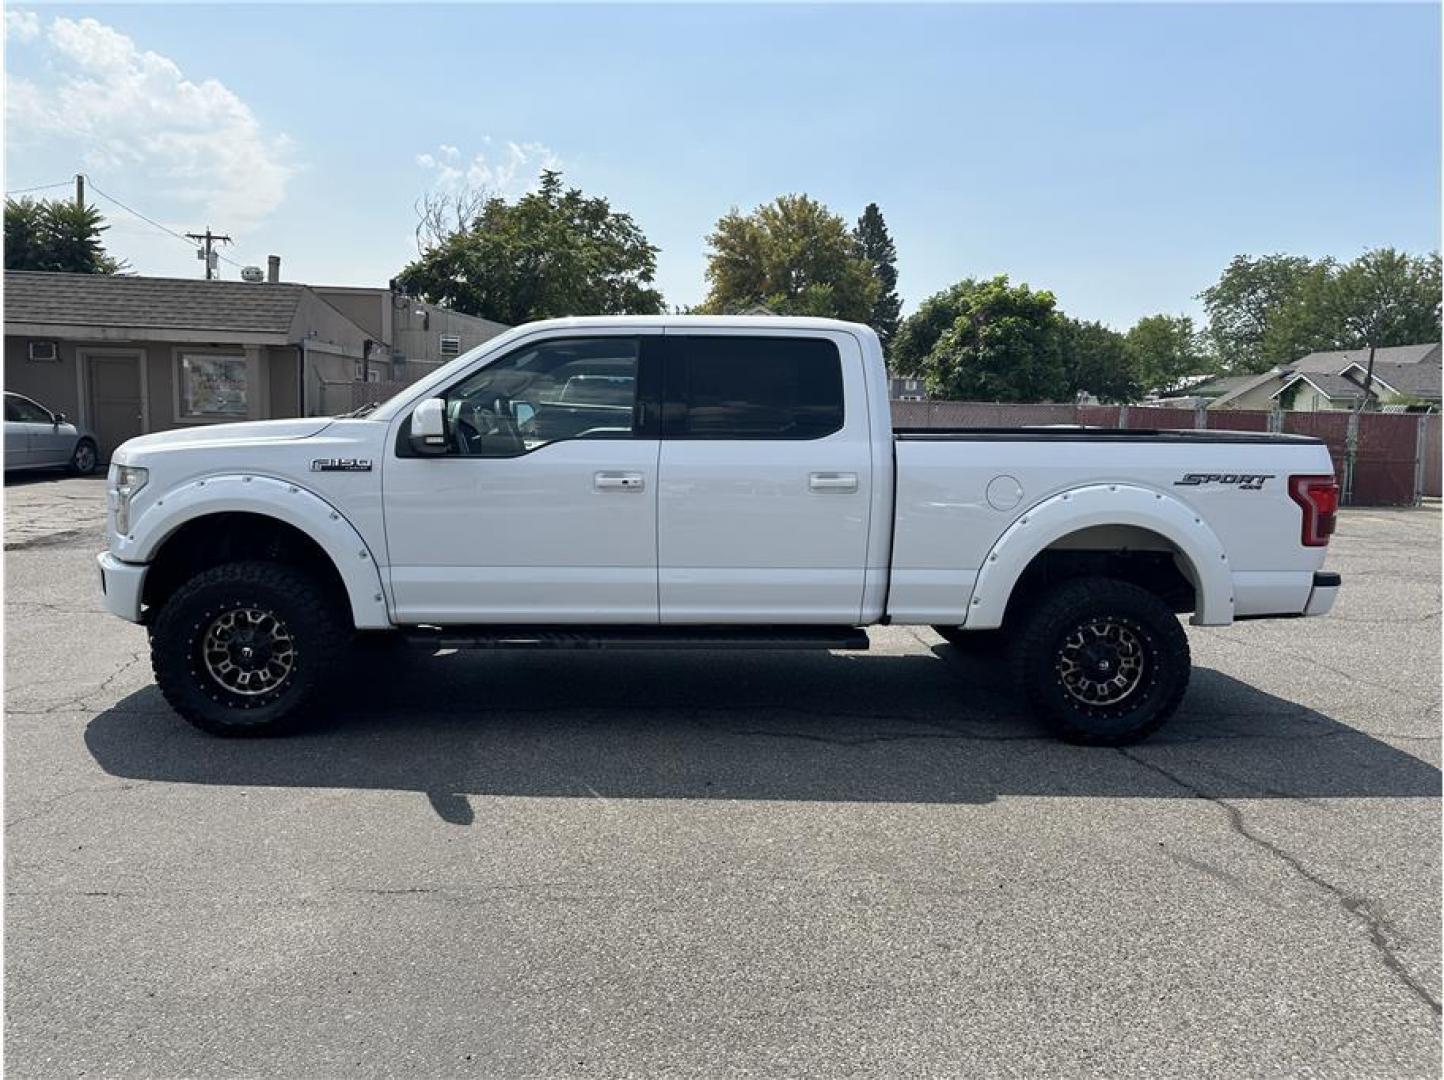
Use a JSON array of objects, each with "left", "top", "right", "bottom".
[
  {"left": 966, "top": 483, "right": 1234, "bottom": 629},
  {"left": 122, "top": 474, "right": 391, "bottom": 630}
]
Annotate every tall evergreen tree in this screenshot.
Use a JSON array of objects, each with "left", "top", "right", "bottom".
[{"left": 851, "top": 203, "right": 902, "bottom": 352}]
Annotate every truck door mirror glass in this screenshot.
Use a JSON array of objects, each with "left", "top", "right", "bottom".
[
  {"left": 409, "top": 397, "right": 449, "bottom": 455},
  {"left": 511, "top": 401, "right": 537, "bottom": 428}
]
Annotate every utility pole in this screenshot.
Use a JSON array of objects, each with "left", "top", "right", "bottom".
[
  {"left": 185, "top": 227, "right": 232, "bottom": 280},
  {"left": 74, "top": 173, "right": 85, "bottom": 210}
]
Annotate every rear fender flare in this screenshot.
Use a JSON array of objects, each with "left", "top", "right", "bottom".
[
  {"left": 124, "top": 474, "right": 391, "bottom": 629},
  {"left": 966, "top": 483, "right": 1234, "bottom": 629}
]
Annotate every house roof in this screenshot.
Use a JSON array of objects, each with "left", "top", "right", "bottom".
[
  {"left": 1340, "top": 359, "right": 1442, "bottom": 400},
  {"left": 1271, "top": 372, "right": 1368, "bottom": 403},
  {"left": 1291, "top": 343, "right": 1441, "bottom": 372},
  {"left": 1209, "top": 369, "right": 1285, "bottom": 409},
  {"left": 4, "top": 271, "right": 310, "bottom": 334},
  {"left": 1190, "top": 374, "right": 1252, "bottom": 397},
  {"left": 1211, "top": 342, "right": 1442, "bottom": 409}
]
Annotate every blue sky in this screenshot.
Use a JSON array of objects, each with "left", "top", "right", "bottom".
[{"left": 5, "top": 3, "right": 1440, "bottom": 328}]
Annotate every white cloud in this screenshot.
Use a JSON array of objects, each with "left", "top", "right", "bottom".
[
  {"left": 5, "top": 14, "right": 294, "bottom": 229},
  {"left": 4, "top": 10, "right": 40, "bottom": 43},
  {"left": 415, "top": 141, "right": 560, "bottom": 197}
]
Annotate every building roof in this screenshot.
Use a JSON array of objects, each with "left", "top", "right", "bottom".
[
  {"left": 1341, "top": 359, "right": 1442, "bottom": 400},
  {"left": 4, "top": 271, "right": 311, "bottom": 334},
  {"left": 1211, "top": 342, "right": 1442, "bottom": 409},
  {"left": 1190, "top": 374, "right": 1252, "bottom": 397},
  {"left": 1208, "top": 368, "right": 1285, "bottom": 409},
  {"left": 1271, "top": 372, "right": 1368, "bottom": 403},
  {"left": 1291, "top": 343, "right": 1441, "bottom": 372}
]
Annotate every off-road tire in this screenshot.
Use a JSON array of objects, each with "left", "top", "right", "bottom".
[
  {"left": 68, "top": 438, "right": 98, "bottom": 476},
  {"left": 150, "top": 561, "right": 347, "bottom": 736},
  {"left": 1010, "top": 576, "right": 1190, "bottom": 746},
  {"left": 932, "top": 625, "right": 1005, "bottom": 653}
]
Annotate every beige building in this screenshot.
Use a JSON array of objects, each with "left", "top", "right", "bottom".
[
  {"left": 3, "top": 270, "right": 510, "bottom": 460},
  {"left": 310, "top": 284, "right": 507, "bottom": 383}
]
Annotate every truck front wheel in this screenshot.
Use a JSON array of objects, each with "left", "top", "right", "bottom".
[
  {"left": 150, "top": 561, "right": 347, "bottom": 736},
  {"left": 1010, "top": 577, "right": 1190, "bottom": 746}
]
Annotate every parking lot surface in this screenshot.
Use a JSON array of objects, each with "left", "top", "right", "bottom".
[{"left": 4, "top": 475, "right": 1440, "bottom": 1077}]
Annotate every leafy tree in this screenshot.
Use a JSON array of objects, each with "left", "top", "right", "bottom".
[
  {"left": 4, "top": 197, "right": 125, "bottom": 274},
  {"left": 700, "top": 194, "right": 878, "bottom": 321},
  {"left": 1198, "top": 254, "right": 1333, "bottom": 372},
  {"left": 893, "top": 275, "right": 1066, "bottom": 401},
  {"left": 396, "top": 170, "right": 664, "bottom": 322},
  {"left": 1326, "top": 248, "right": 1442, "bottom": 405},
  {"left": 851, "top": 203, "right": 901, "bottom": 350},
  {"left": 889, "top": 280, "right": 975, "bottom": 376},
  {"left": 1126, "top": 314, "right": 1212, "bottom": 396},
  {"left": 1059, "top": 317, "right": 1138, "bottom": 403}
]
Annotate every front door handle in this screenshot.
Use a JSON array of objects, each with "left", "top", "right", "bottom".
[
  {"left": 595, "top": 471, "right": 645, "bottom": 492},
  {"left": 809, "top": 471, "right": 858, "bottom": 493}
]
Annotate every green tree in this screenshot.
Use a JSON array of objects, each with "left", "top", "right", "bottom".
[
  {"left": 1059, "top": 317, "right": 1139, "bottom": 403},
  {"left": 893, "top": 275, "right": 1066, "bottom": 401},
  {"left": 851, "top": 203, "right": 901, "bottom": 350},
  {"left": 396, "top": 170, "right": 664, "bottom": 322},
  {"left": 1326, "top": 248, "right": 1442, "bottom": 405},
  {"left": 889, "top": 280, "right": 973, "bottom": 376},
  {"left": 4, "top": 197, "right": 125, "bottom": 274},
  {"left": 700, "top": 194, "right": 879, "bottom": 320},
  {"left": 1126, "top": 314, "right": 1212, "bottom": 396},
  {"left": 1198, "top": 253, "right": 1335, "bottom": 372}
]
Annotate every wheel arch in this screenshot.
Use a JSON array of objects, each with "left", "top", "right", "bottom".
[
  {"left": 966, "top": 483, "right": 1234, "bottom": 630},
  {"left": 129, "top": 475, "right": 390, "bottom": 629}
]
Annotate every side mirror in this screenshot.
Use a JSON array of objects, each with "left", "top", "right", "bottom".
[
  {"left": 512, "top": 401, "right": 537, "bottom": 428},
  {"left": 53, "top": 412, "right": 66, "bottom": 425},
  {"left": 409, "top": 397, "right": 449, "bottom": 455}
]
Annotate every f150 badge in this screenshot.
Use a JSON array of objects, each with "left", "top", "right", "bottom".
[
  {"left": 311, "top": 458, "right": 373, "bottom": 472},
  {"left": 1175, "top": 472, "right": 1273, "bottom": 490}
]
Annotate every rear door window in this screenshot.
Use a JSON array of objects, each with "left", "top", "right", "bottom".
[{"left": 664, "top": 336, "right": 844, "bottom": 440}]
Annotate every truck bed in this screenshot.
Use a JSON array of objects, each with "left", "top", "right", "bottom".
[{"left": 894, "top": 427, "right": 1325, "bottom": 445}]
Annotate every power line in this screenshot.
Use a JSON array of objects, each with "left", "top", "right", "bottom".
[
  {"left": 74, "top": 175, "right": 260, "bottom": 276},
  {"left": 84, "top": 179, "right": 197, "bottom": 251},
  {"left": 4, "top": 180, "right": 74, "bottom": 196}
]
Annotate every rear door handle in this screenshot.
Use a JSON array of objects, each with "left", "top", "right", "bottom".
[
  {"left": 809, "top": 471, "right": 858, "bottom": 493},
  {"left": 595, "top": 471, "right": 645, "bottom": 492}
]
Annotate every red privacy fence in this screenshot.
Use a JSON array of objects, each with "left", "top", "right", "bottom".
[{"left": 891, "top": 400, "right": 1442, "bottom": 507}]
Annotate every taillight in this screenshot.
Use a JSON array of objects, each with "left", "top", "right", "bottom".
[{"left": 1288, "top": 474, "right": 1339, "bottom": 547}]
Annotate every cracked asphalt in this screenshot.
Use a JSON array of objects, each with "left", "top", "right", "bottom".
[{"left": 4, "top": 474, "right": 1440, "bottom": 1078}]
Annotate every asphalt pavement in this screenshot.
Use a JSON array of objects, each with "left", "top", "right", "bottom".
[{"left": 4, "top": 473, "right": 1440, "bottom": 1077}]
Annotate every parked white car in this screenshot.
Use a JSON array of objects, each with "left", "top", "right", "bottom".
[
  {"left": 4, "top": 391, "right": 99, "bottom": 475},
  {"left": 97, "top": 316, "right": 1341, "bottom": 744}
]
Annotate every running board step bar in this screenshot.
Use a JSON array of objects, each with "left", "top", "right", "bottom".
[{"left": 401, "top": 625, "right": 871, "bottom": 651}]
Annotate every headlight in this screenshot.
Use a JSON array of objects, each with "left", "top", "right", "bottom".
[{"left": 110, "top": 465, "right": 148, "bottom": 535}]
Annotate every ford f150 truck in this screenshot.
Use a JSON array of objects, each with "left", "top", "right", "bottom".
[{"left": 98, "top": 316, "right": 1341, "bottom": 744}]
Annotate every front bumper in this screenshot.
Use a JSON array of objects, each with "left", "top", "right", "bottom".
[
  {"left": 1303, "top": 571, "right": 1341, "bottom": 617},
  {"left": 97, "top": 552, "right": 147, "bottom": 623}
]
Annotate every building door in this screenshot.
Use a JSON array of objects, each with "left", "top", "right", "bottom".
[{"left": 85, "top": 354, "right": 144, "bottom": 461}]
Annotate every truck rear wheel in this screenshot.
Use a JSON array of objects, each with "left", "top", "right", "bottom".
[
  {"left": 1010, "top": 577, "right": 1189, "bottom": 745},
  {"left": 150, "top": 561, "right": 347, "bottom": 736}
]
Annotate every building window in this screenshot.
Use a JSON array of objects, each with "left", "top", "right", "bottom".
[
  {"left": 178, "top": 354, "right": 248, "bottom": 419},
  {"left": 439, "top": 334, "right": 461, "bottom": 357}
]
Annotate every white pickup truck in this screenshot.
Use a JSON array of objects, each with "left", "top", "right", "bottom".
[{"left": 98, "top": 316, "right": 1341, "bottom": 745}]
